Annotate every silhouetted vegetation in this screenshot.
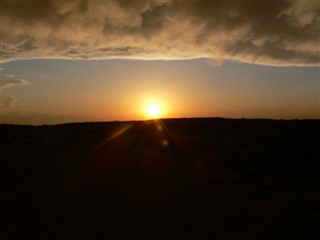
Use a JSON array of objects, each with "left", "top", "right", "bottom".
[{"left": 1, "top": 118, "right": 319, "bottom": 239}]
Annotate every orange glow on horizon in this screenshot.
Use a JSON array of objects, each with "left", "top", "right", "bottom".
[{"left": 146, "top": 103, "right": 161, "bottom": 119}]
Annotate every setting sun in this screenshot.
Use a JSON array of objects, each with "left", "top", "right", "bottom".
[{"left": 147, "top": 104, "right": 161, "bottom": 118}]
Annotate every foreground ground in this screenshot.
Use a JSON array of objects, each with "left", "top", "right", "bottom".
[{"left": 1, "top": 118, "right": 319, "bottom": 239}]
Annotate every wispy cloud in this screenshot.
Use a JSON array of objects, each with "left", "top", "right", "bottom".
[
  {"left": 0, "top": 96, "right": 18, "bottom": 108},
  {"left": 0, "top": 75, "right": 30, "bottom": 89},
  {"left": 1, "top": 0, "right": 319, "bottom": 66}
]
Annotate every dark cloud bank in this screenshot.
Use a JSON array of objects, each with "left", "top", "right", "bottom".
[{"left": 1, "top": 0, "right": 319, "bottom": 66}]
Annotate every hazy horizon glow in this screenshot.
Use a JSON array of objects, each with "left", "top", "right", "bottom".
[{"left": 1, "top": 59, "right": 319, "bottom": 124}]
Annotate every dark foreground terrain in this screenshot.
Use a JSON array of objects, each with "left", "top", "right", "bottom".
[{"left": 1, "top": 118, "right": 319, "bottom": 239}]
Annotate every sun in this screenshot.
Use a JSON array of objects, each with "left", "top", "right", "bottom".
[{"left": 146, "top": 104, "right": 161, "bottom": 118}]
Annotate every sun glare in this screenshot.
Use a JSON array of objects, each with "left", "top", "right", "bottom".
[{"left": 147, "top": 104, "right": 161, "bottom": 118}]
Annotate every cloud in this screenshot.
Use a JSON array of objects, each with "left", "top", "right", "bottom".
[
  {"left": 1, "top": 0, "right": 319, "bottom": 66},
  {"left": 0, "top": 96, "right": 18, "bottom": 108},
  {"left": 0, "top": 95, "right": 29, "bottom": 108},
  {"left": 0, "top": 75, "right": 30, "bottom": 89}
]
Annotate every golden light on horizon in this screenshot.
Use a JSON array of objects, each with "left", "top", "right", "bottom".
[
  {"left": 139, "top": 95, "right": 171, "bottom": 120},
  {"left": 146, "top": 103, "right": 161, "bottom": 119}
]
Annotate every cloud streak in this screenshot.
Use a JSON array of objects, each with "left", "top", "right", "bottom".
[
  {"left": 0, "top": 75, "right": 30, "bottom": 89},
  {"left": 1, "top": 0, "right": 319, "bottom": 66}
]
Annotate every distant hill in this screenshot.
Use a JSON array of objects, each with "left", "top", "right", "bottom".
[{"left": 1, "top": 118, "right": 319, "bottom": 240}]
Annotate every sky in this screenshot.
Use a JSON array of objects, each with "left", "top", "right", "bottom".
[{"left": 1, "top": 0, "right": 319, "bottom": 124}]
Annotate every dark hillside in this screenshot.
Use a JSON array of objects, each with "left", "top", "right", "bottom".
[{"left": 1, "top": 118, "right": 319, "bottom": 240}]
